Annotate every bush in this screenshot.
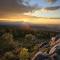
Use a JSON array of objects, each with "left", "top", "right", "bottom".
[{"left": 19, "top": 48, "right": 29, "bottom": 60}]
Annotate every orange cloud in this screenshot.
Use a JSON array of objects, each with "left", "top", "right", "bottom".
[{"left": 0, "top": 15, "right": 60, "bottom": 25}]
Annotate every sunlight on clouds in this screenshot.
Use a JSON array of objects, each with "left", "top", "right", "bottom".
[
  {"left": 26, "top": 18, "right": 60, "bottom": 24},
  {"left": 0, "top": 12, "right": 60, "bottom": 25},
  {"left": 0, "top": 16, "right": 60, "bottom": 24},
  {"left": 23, "top": 8, "right": 57, "bottom": 17},
  {"left": 23, "top": 9, "right": 47, "bottom": 17}
]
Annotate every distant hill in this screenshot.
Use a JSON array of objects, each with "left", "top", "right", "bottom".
[{"left": 0, "top": 21, "right": 60, "bottom": 32}]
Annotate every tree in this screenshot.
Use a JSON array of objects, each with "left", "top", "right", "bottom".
[
  {"left": 0, "top": 32, "right": 19, "bottom": 52},
  {"left": 19, "top": 48, "right": 29, "bottom": 60}
]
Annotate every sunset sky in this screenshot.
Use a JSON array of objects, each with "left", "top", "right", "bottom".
[{"left": 0, "top": 0, "right": 60, "bottom": 24}]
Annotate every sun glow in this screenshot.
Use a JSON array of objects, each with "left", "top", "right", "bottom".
[
  {"left": 0, "top": 14, "right": 60, "bottom": 24},
  {"left": 0, "top": 15, "right": 60, "bottom": 25}
]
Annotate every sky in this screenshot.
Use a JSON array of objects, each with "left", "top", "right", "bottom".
[
  {"left": 0, "top": 0, "right": 60, "bottom": 24},
  {"left": 23, "top": 0, "right": 60, "bottom": 18}
]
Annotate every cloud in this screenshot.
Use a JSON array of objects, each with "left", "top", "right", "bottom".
[
  {"left": 0, "top": 0, "right": 60, "bottom": 19},
  {"left": 25, "top": 6, "right": 60, "bottom": 14},
  {"left": 44, "top": 6, "right": 60, "bottom": 11},
  {"left": 0, "top": 0, "right": 36, "bottom": 14},
  {"left": 34, "top": 5, "right": 60, "bottom": 12},
  {"left": 23, "top": 8, "right": 49, "bottom": 17},
  {"left": 0, "top": 0, "right": 58, "bottom": 14},
  {"left": 23, "top": 6, "right": 60, "bottom": 18},
  {"left": 44, "top": 0, "right": 57, "bottom": 3}
]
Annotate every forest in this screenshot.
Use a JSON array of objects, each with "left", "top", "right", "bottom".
[{"left": 0, "top": 26, "right": 59, "bottom": 60}]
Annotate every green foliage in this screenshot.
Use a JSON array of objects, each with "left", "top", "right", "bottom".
[
  {"left": 0, "top": 26, "right": 58, "bottom": 60},
  {"left": 0, "top": 32, "right": 19, "bottom": 51},
  {"left": 3, "top": 51, "right": 15, "bottom": 60},
  {"left": 19, "top": 48, "right": 30, "bottom": 60}
]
